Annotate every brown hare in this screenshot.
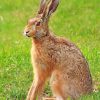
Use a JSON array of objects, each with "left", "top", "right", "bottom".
[{"left": 24, "top": 0, "right": 93, "bottom": 100}]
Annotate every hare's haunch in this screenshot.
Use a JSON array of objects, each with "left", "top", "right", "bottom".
[{"left": 24, "top": 0, "right": 93, "bottom": 100}]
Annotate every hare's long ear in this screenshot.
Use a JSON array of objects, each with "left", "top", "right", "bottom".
[
  {"left": 47, "top": 0, "right": 59, "bottom": 17},
  {"left": 38, "top": 0, "right": 47, "bottom": 14}
]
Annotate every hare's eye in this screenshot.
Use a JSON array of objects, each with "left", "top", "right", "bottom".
[{"left": 36, "top": 22, "right": 41, "bottom": 26}]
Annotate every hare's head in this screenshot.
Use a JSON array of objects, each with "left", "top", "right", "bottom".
[{"left": 24, "top": 0, "right": 59, "bottom": 38}]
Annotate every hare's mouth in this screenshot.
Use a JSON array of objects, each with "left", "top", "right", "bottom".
[{"left": 26, "top": 33, "right": 30, "bottom": 37}]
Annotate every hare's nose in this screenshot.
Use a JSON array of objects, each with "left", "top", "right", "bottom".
[
  {"left": 26, "top": 31, "right": 29, "bottom": 33},
  {"left": 24, "top": 30, "right": 30, "bottom": 36}
]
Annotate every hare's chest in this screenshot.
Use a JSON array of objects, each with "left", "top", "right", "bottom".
[
  {"left": 31, "top": 42, "right": 61, "bottom": 65},
  {"left": 31, "top": 46, "right": 48, "bottom": 65}
]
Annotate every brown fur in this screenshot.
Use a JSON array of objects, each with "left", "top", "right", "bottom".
[{"left": 24, "top": 0, "right": 93, "bottom": 100}]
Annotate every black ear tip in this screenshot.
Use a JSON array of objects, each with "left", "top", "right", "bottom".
[{"left": 38, "top": 0, "right": 60, "bottom": 20}]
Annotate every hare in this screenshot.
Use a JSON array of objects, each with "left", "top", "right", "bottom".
[{"left": 24, "top": 0, "right": 93, "bottom": 100}]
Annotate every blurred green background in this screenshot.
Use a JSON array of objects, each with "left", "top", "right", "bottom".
[{"left": 0, "top": 0, "right": 100, "bottom": 99}]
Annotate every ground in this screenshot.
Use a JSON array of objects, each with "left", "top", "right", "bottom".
[{"left": 0, "top": 0, "right": 100, "bottom": 100}]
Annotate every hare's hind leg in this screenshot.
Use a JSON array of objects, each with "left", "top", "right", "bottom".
[
  {"left": 51, "top": 82, "right": 64, "bottom": 100},
  {"left": 50, "top": 70, "right": 67, "bottom": 100}
]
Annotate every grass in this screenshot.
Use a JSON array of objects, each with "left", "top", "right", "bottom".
[{"left": 0, "top": 0, "right": 100, "bottom": 99}]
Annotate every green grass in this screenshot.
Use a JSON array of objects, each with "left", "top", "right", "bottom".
[{"left": 0, "top": 0, "right": 100, "bottom": 99}]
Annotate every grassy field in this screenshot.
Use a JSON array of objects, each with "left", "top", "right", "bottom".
[{"left": 0, "top": 0, "right": 100, "bottom": 99}]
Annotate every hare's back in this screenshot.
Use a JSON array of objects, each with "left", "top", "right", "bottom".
[{"left": 46, "top": 36, "right": 84, "bottom": 66}]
